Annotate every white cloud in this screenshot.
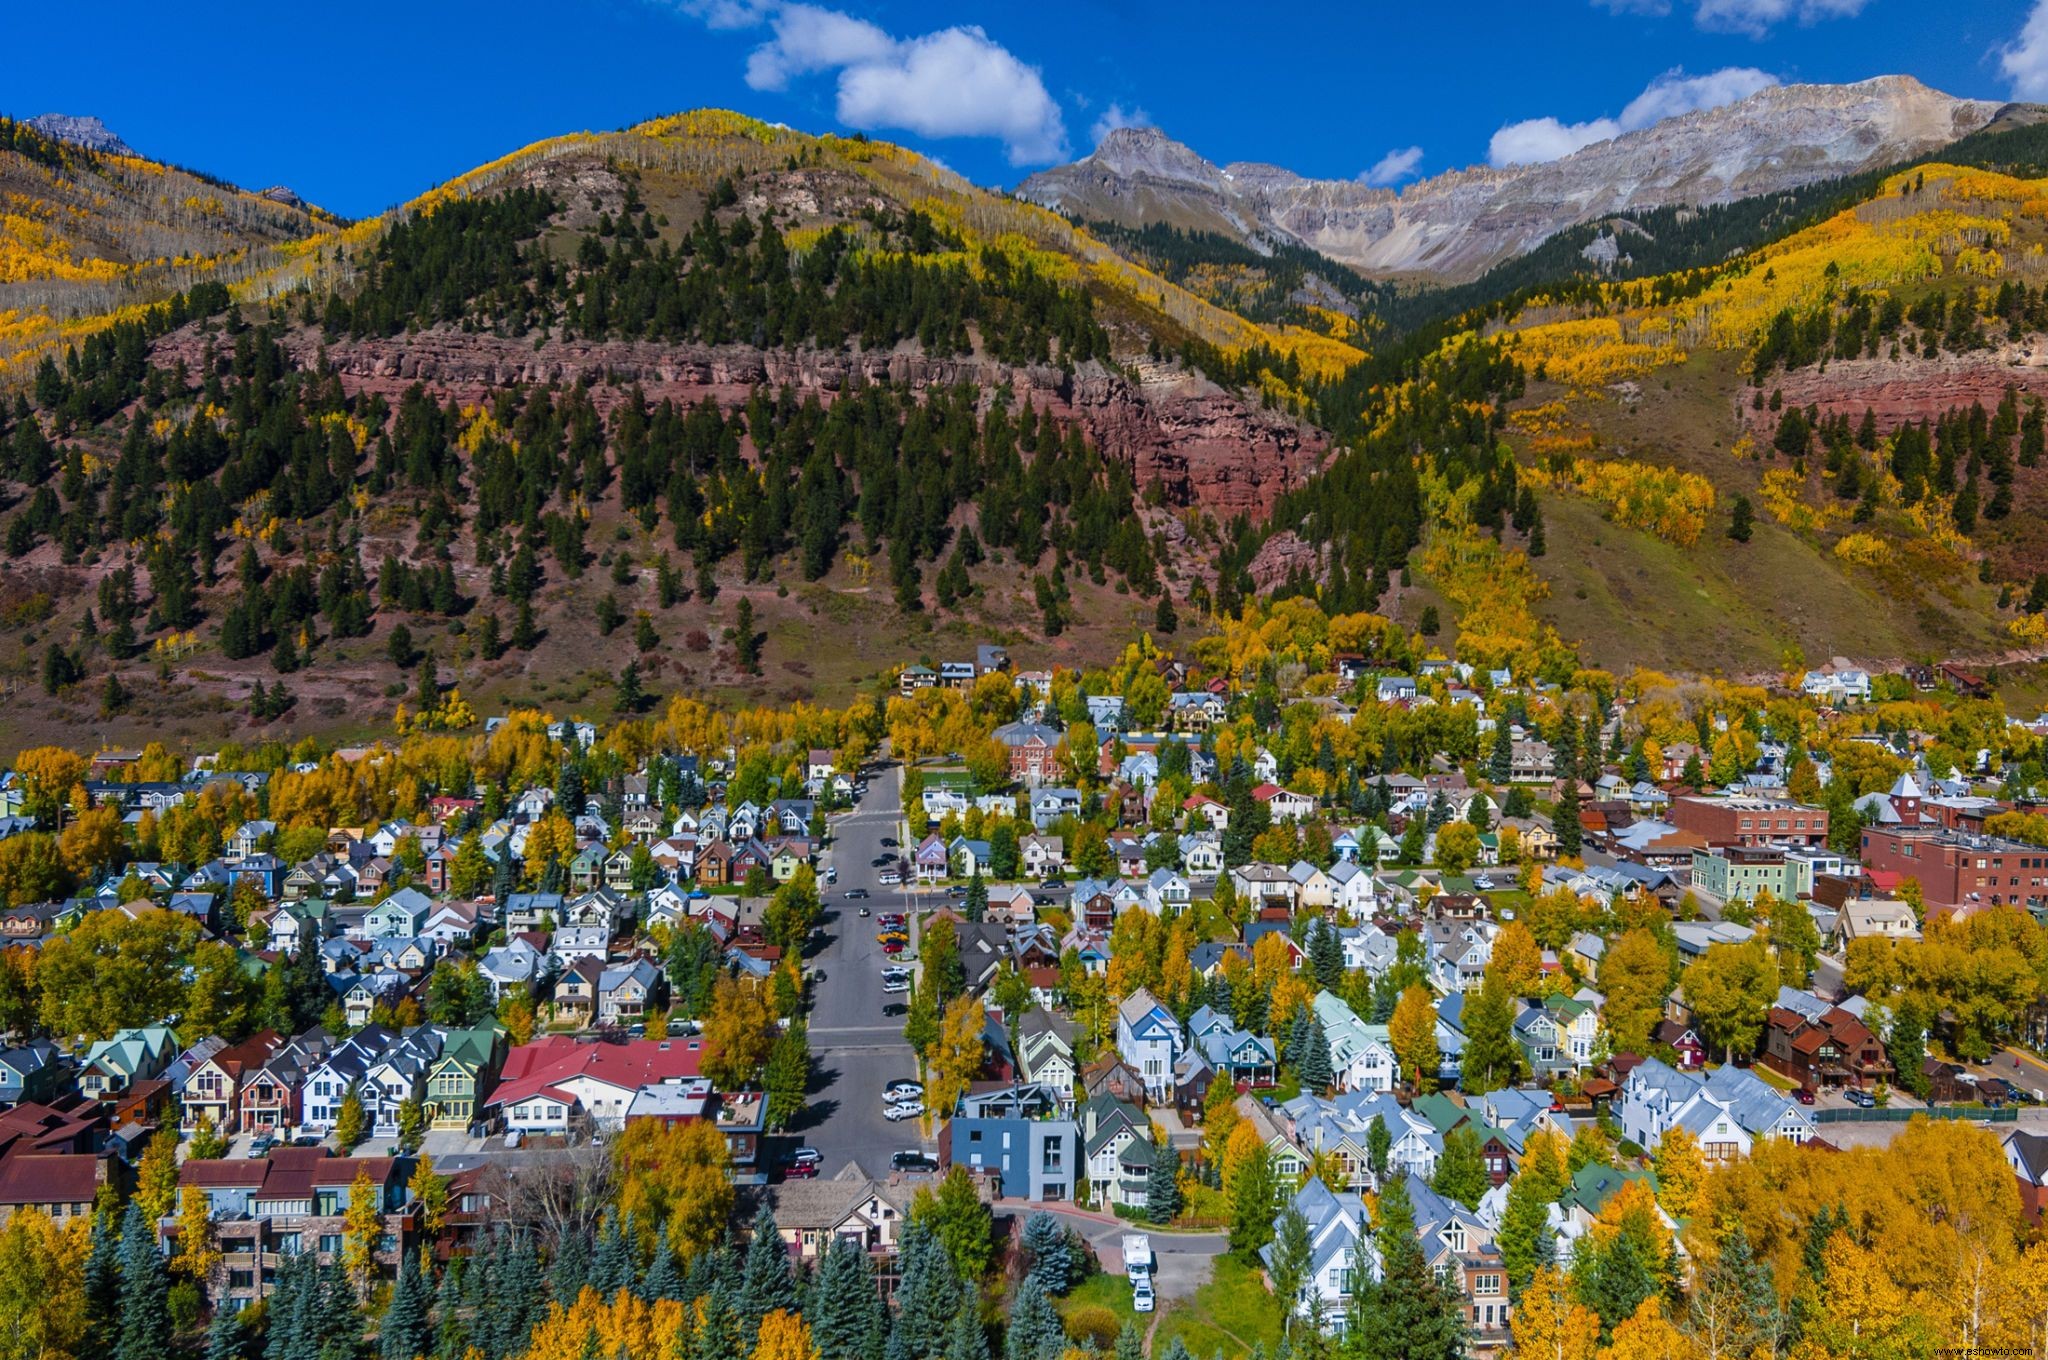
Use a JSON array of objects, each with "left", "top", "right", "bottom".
[
  {"left": 2002, "top": 0, "right": 2048, "bottom": 101},
  {"left": 675, "top": 1, "right": 1069, "bottom": 165},
  {"left": 1361, "top": 146, "right": 1424, "bottom": 186},
  {"left": 1694, "top": 0, "right": 1868, "bottom": 36},
  {"left": 1591, "top": 0, "right": 1868, "bottom": 34},
  {"left": 1489, "top": 65, "right": 1778, "bottom": 166},
  {"left": 1089, "top": 102, "right": 1152, "bottom": 147}
]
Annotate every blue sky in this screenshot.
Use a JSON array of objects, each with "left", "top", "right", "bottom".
[{"left": 13, "top": 0, "right": 2048, "bottom": 218}]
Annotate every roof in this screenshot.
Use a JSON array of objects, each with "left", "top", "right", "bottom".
[
  {"left": 768, "top": 1161, "right": 912, "bottom": 1230},
  {"left": 485, "top": 1035, "right": 704, "bottom": 1110},
  {"left": 0, "top": 1153, "right": 99, "bottom": 1204}
]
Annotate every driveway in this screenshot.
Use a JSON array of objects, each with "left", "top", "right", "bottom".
[
  {"left": 995, "top": 1203, "right": 1226, "bottom": 1303},
  {"left": 795, "top": 763, "right": 931, "bottom": 1179}
]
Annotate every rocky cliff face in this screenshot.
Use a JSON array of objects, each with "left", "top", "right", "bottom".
[
  {"left": 1019, "top": 77, "right": 2005, "bottom": 280},
  {"left": 154, "top": 329, "right": 1326, "bottom": 520},
  {"left": 25, "top": 113, "right": 135, "bottom": 156}
]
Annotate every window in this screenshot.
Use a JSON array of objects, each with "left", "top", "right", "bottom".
[{"left": 318, "top": 1234, "right": 343, "bottom": 1255}]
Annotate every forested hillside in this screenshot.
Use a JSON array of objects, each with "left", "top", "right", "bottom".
[{"left": 0, "top": 109, "right": 1346, "bottom": 745}]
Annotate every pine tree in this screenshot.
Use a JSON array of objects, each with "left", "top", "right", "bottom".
[
  {"left": 589, "top": 1212, "right": 634, "bottom": 1295},
  {"left": 1298, "top": 1013, "right": 1333, "bottom": 1093},
  {"left": 1005, "top": 1274, "right": 1062, "bottom": 1360},
  {"left": 1114, "top": 1322, "right": 1144, "bottom": 1360},
  {"left": 1489, "top": 724, "right": 1512, "bottom": 784},
  {"left": 740, "top": 1204, "right": 796, "bottom": 1338},
  {"left": 964, "top": 871, "right": 987, "bottom": 922},
  {"left": 83, "top": 1210, "right": 122, "bottom": 1338},
  {"left": 1555, "top": 779, "right": 1582, "bottom": 858},
  {"left": 1366, "top": 1115, "right": 1391, "bottom": 1182},
  {"left": 1496, "top": 1169, "right": 1553, "bottom": 1301},
  {"left": 1345, "top": 1176, "right": 1467, "bottom": 1360},
  {"left": 1310, "top": 917, "right": 1343, "bottom": 990},
  {"left": 204, "top": 1307, "right": 244, "bottom": 1360},
  {"left": 380, "top": 1250, "right": 433, "bottom": 1360},
  {"left": 641, "top": 1226, "right": 680, "bottom": 1301},
  {"left": 948, "top": 1291, "right": 992, "bottom": 1360},
  {"left": 116, "top": 1202, "right": 172, "bottom": 1360},
  {"left": 890, "top": 1220, "right": 960, "bottom": 1360},
  {"left": 552, "top": 1229, "right": 592, "bottom": 1306},
  {"left": 811, "top": 1236, "right": 883, "bottom": 1360},
  {"left": 1145, "top": 1134, "right": 1182, "bottom": 1225},
  {"left": 1021, "top": 1212, "right": 1073, "bottom": 1293}
]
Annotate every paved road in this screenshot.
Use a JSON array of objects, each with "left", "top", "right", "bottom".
[
  {"left": 996, "top": 1203, "right": 1227, "bottom": 1302},
  {"left": 797, "top": 763, "right": 933, "bottom": 1179}
]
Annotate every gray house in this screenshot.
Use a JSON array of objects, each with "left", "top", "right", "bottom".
[{"left": 944, "top": 1110, "right": 1079, "bottom": 1202}]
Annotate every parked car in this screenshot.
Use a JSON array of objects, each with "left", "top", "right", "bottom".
[
  {"left": 846, "top": 888, "right": 870, "bottom": 899},
  {"left": 247, "top": 1135, "right": 276, "bottom": 1159},
  {"left": 825, "top": 867, "right": 838, "bottom": 883},
  {"left": 783, "top": 1161, "right": 819, "bottom": 1180},
  {"left": 1843, "top": 1087, "right": 1876, "bottom": 1108},
  {"left": 791, "top": 1146, "right": 822, "bottom": 1166},
  {"left": 883, "top": 941, "right": 905, "bottom": 954},
  {"left": 891, "top": 1151, "right": 938, "bottom": 1173},
  {"left": 881, "top": 837, "right": 898, "bottom": 848},
  {"left": 858, "top": 906, "right": 871, "bottom": 917},
  {"left": 1794, "top": 1087, "right": 1815, "bottom": 1105},
  {"left": 885, "top": 1081, "right": 924, "bottom": 1102},
  {"left": 1040, "top": 878, "right": 1064, "bottom": 890},
  {"left": 882, "top": 979, "right": 910, "bottom": 994},
  {"left": 884, "top": 1101, "right": 924, "bottom": 1121}
]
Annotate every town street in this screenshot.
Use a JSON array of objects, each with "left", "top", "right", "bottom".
[{"left": 799, "top": 762, "right": 931, "bottom": 1178}]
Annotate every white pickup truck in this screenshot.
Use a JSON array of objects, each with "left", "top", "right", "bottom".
[{"left": 1123, "top": 1233, "right": 1154, "bottom": 1312}]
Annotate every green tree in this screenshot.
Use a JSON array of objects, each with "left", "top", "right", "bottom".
[
  {"left": 116, "top": 1203, "right": 172, "bottom": 1360},
  {"left": 912, "top": 1166, "right": 996, "bottom": 1285},
  {"left": 734, "top": 597, "right": 760, "bottom": 673},
  {"left": 1227, "top": 1144, "right": 1277, "bottom": 1259},
  {"left": 1145, "top": 1133, "right": 1181, "bottom": 1225},
  {"left": 1432, "top": 1125, "right": 1488, "bottom": 1209},
  {"left": 765, "top": 1018, "right": 811, "bottom": 1130},
  {"left": 1458, "top": 975, "right": 1526, "bottom": 1096},
  {"left": 1270, "top": 1205, "right": 1314, "bottom": 1330},
  {"left": 1345, "top": 1175, "right": 1467, "bottom": 1360},
  {"left": 1888, "top": 997, "right": 1930, "bottom": 1099},
  {"left": 379, "top": 1250, "right": 432, "bottom": 1360}
]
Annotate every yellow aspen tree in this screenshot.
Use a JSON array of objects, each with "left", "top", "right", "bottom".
[{"left": 1512, "top": 1265, "right": 1599, "bottom": 1360}]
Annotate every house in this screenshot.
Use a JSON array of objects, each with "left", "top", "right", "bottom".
[
  {"left": 2004, "top": 1128, "right": 2048, "bottom": 1225},
  {"left": 1030, "top": 788, "right": 1083, "bottom": 831},
  {"left": 1254, "top": 785, "right": 1317, "bottom": 823},
  {"left": 1836, "top": 898, "right": 1921, "bottom": 945},
  {"left": 78, "top": 1025, "right": 177, "bottom": 1099},
  {"left": 478, "top": 937, "right": 549, "bottom": 999},
  {"left": 1312, "top": 992, "right": 1399, "bottom": 1093},
  {"left": 0, "top": 1042, "right": 66, "bottom": 1108},
  {"left": 1615, "top": 1057, "right": 1814, "bottom": 1157},
  {"left": 1080, "top": 1092, "right": 1152, "bottom": 1208},
  {"left": 1144, "top": 868, "right": 1192, "bottom": 912},
  {"left": 1114, "top": 988, "right": 1184, "bottom": 1100},
  {"left": 770, "top": 1163, "right": 915, "bottom": 1261},
  {"left": 1262, "top": 1178, "right": 1375, "bottom": 1329},
  {"left": 551, "top": 924, "right": 611, "bottom": 967},
  {"left": 1760, "top": 1006, "right": 1891, "bottom": 1093},
  {"left": 1016, "top": 1012, "right": 1078, "bottom": 1097},
  {"left": 423, "top": 1027, "right": 502, "bottom": 1131},
  {"left": 1187, "top": 1006, "right": 1278, "bottom": 1087},
  {"left": 237, "top": 1031, "right": 334, "bottom": 1136},
  {"left": 1167, "top": 691, "right": 1226, "bottom": 732},
  {"left": 182, "top": 1031, "right": 286, "bottom": 1135},
  {"left": 1019, "top": 834, "right": 1065, "bottom": 877},
  {"left": 551, "top": 958, "right": 603, "bottom": 1025},
  {"left": 597, "top": 959, "right": 660, "bottom": 1027},
  {"left": 943, "top": 1113, "right": 1080, "bottom": 1202},
  {"left": 484, "top": 1034, "right": 705, "bottom": 1134}
]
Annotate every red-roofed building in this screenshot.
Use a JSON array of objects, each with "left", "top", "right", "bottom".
[
  {"left": 484, "top": 1035, "right": 706, "bottom": 1135},
  {"left": 1251, "top": 785, "right": 1315, "bottom": 823},
  {"left": 0, "top": 1153, "right": 107, "bottom": 1226},
  {"left": 171, "top": 1149, "right": 416, "bottom": 1309}
]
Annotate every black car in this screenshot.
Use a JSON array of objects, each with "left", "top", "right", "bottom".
[
  {"left": 890, "top": 1151, "right": 938, "bottom": 1173},
  {"left": 872, "top": 855, "right": 894, "bottom": 867},
  {"left": 881, "top": 837, "right": 898, "bottom": 848},
  {"left": 845, "top": 887, "right": 870, "bottom": 899}
]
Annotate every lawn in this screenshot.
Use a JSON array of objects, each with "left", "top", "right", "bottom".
[
  {"left": 1151, "top": 1256, "right": 1288, "bottom": 1360},
  {"left": 1059, "top": 1272, "right": 1139, "bottom": 1350}
]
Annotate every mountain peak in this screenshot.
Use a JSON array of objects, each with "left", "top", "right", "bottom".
[
  {"left": 1022, "top": 75, "right": 2003, "bottom": 280},
  {"left": 25, "top": 113, "right": 134, "bottom": 156}
]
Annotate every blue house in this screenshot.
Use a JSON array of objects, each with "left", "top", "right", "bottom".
[{"left": 1114, "top": 987, "right": 1184, "bottom": 1101}]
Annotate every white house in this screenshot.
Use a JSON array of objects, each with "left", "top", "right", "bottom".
[{"left": 1114, "top": 988, "right": 1184, "bottom": 1100}]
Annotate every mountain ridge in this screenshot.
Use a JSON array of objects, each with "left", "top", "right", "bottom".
[{"left": 1018, "top": 74, "right": 2014, "bottom": 280}]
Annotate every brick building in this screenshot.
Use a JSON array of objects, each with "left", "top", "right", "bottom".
[
  {"left": 1671, "top": 795, "right": 1829, "bottom": 849},
  {"left": 1857, "top": 825, "right": 2048, "bottom": 912}
]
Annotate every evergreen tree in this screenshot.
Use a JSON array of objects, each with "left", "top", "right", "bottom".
[
  {"left": 1554, "top": 779, "right": 1582, "bottom": 858},
  {"left": 1145, "top": 1134, "right": 1182, "bottom": 1225},
  {"left": 1365, "top": 1116, "right": 1391, "bottom": 1182},
  {"left": 690, "top": 1281, "right": 743, "bottom": 1360},
  {"left": 948, "top": 1291, "right": 991, "bottom": 1360},
  {"left": 765, "top": 1019, "right": 811, "bottom": 1131},
  {"left": 891, "top": 1220, "right": 961, "bottom": 1360},
  {"left": 380, "top": 1250, "right": 433, "bottom": 1360},
  {"left": 1309, "top": 917, "right": 1343, "bottom": 990},
  {"left": 551, "top": 1229, "right": 592, "bottom": 1306},
  {"left": 1489, "top": 724, "right": 1512, "bottom": 784},
  {"left": 641, "top": 1226, "right": 681, "bottom": 1301},
  {"left": 1496, "top": 1171, "right": 1553, "bottom": 1301},
  {"left": 1888, "top": 997, "right": 1931, "bottom": 1098},
  {"left": 1005, "top": 1274, "right": 1062, "bottom": 1360},
  {"left": 812, "top": 1236, "right": 884, "bottom": 1360},
  {"left": 204, "top": 1307, "right": 246, "bottom": 1360},
  {"left": 1297, "top": 1013, "right": 1333, "bottom": 1093},
  {"left": 964, "top": 871, "right": 988, "bottom": 922},
  {"left": 740, "top": 1204, "right": 797, "bottom": 1336},
  {"left": 1114, "top": 1323, "right": 1144, "bottom": 1360},
  {"left": 83, "top": 1210, "right": 122, "bottom": 1339},
  {"left": 116, "top": 1202, "right": 172, "bottom": 1360},
  {"left": 1228, "top": 1145, "right": 1278, "bottom": 1258},
  {"left": 1021, "top": 1211, "right": 1074, "bottom": 1293},
  {"left": 1344, "top": 1177, "right": 1467, "bottom": 1360},
  {"left": 1573, "top": 1230, "right": 1661, "bottom": 1338},
  {"left": 589, "top": 1212, "right": 634, "bottom": 1295}
]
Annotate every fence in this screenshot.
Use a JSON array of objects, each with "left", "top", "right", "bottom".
[{"left": 1811, "top": 1104, "right": 2018, "bottom": 1124}]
